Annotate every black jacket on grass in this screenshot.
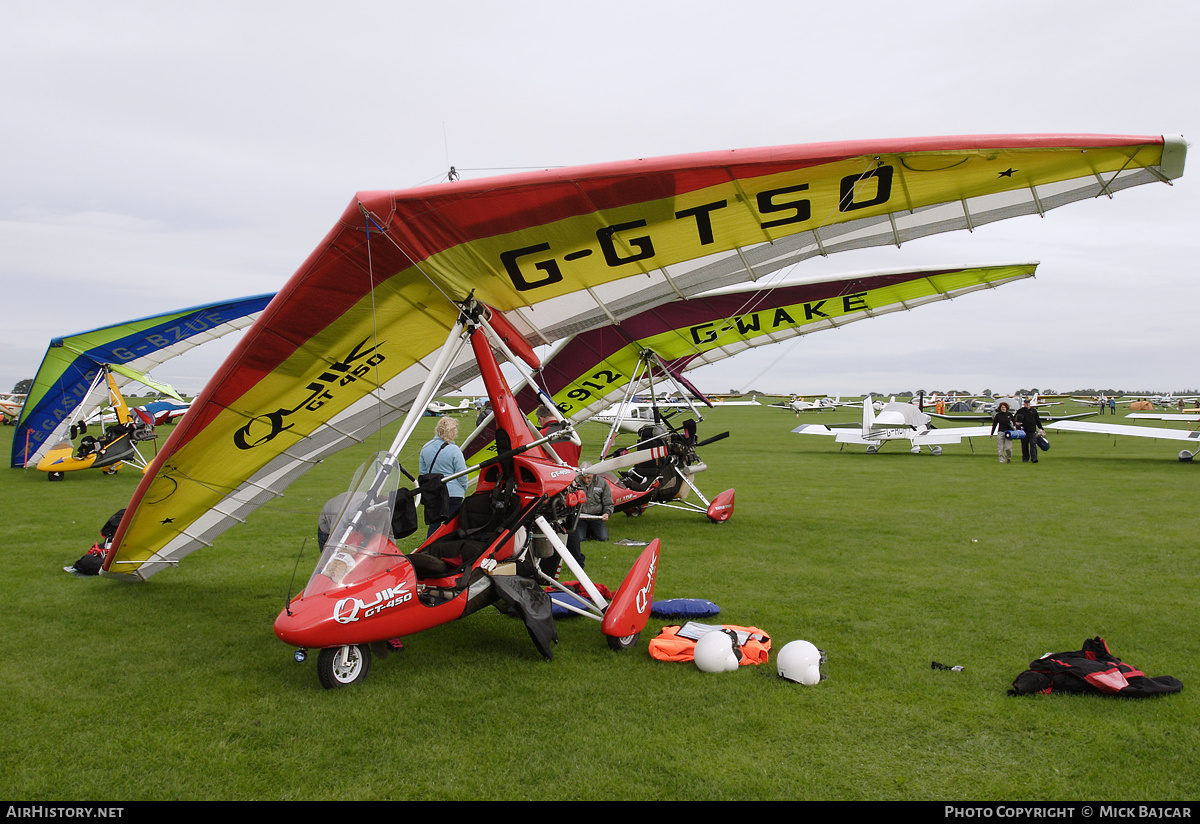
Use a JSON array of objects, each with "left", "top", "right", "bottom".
[{"left": 1008, "top": 636, "right": 1182, "bottom": 698}]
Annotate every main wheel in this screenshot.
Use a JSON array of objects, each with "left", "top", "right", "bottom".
[
  {"left": 606, "top": 631, "right": 641, "bottom": 652},
  {"left": 316, "top": 644, "right": 371, "bottom": 689}
]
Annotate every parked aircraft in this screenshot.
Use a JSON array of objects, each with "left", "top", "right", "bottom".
[
  {"left": 12, "top": 293, "right": 272, "bottom": 470},
  {"left": 591, "top": 399, "right": 688, "bottom": 433},
  {"left": 103, "top": 134, "right": 1185, "bottom": 588},
  {"left": 969, "top": 393, "right": 1061, "bottom": 414},
  {"left": 35, "top": 365, "right": 157, "bottom": 480},
  {"left": 0, "top": 392, "right": 25, "bottom": 423},
  {"left": 772, "top": 396, "right": 848, "bottom": 413},
  {"left": 793, "top": 397, "right": 993, "bottom": 454},
  {"left": 928, "top": 394, "right": 1092, "bottom": 424},
  {"left": 1045, "top": 418, "right": 1200, "bottom": 461},
  {"left": 425, "top": 398, "right": 474, "bottom": 416},
  {"left": 1123, "top": 392, "right": 1200, "bottom": 408}
]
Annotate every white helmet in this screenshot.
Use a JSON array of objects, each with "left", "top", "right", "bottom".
[
  {"left": 776, "top": 640, "right": 827, "bottom": 685},
  {"left": 694, "top": 629, "right": 742, "bottom": 673}
]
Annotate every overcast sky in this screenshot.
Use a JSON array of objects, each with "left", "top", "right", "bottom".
[{"left": 3, "top": 1, "right": 1197, "bottom": 399}]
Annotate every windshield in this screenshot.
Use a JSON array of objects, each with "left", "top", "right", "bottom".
[{"left": 304, "top": 451, "right": 403, "bottom": 597}]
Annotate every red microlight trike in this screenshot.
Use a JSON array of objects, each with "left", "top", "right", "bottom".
[{"left": 274, "top": 298, "right": 661, "bottom": 688}]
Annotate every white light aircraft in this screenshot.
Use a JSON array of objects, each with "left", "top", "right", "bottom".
[
  {"left": 0, "top": 392, "right": 26, "bottom": 423},
  {"left": 1044, "top": 418, "right": 1200, "bottom": 461},
  {"left": 425, "top": 398, "right": 474, "bottom": 415},
  {"left": 793, "top": 397, "right": 993, "bottom": 455},
  {"left": 592, "top": 399, "right": 687, "bottom": 434},
  {"left": 929, "top": 394, "right": 1092, "bottom": 424},
  {"left": 1125, "top": 392, "right": 1200, "bottom": 408},
  {"left": 969, "top": 393, "right": 1060, "bottom": 414},
  {"left": 772, "top": 395, "right": 848, "bottom": 413}
]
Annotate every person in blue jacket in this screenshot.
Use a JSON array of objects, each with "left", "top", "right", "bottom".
[{"left": 419, "top": 416, "right": 468, "bottom": 536}]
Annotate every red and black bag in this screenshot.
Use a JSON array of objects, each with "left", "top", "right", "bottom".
[{"left": 1008, "top": 636, "right": 1182, "bottom": 698}]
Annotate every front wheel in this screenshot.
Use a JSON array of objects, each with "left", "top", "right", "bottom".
[
  {"left": 317, "top": 644, "right": 372, "bottom": 689},
  {"left": 606, "top": 631, "right": 641, "bottom": 652}
]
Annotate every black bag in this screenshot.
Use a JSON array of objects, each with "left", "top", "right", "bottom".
[
  {"left": 390, "top": 488, "right": 419, "bottom": 539},
  {"left": 70, "top": 551, "right": 104, "bottom": 576},
  {"left": 419, "top": 442, "right": 452, "bottom": 526},
  {"left": 418, "top": 473, "right": 450, "bottom": 526},
  {"left": 100, "top": 509, "right": 126, "bottom": 541},
  {"left": 1008, "top": 636, "right": 1182, "bottom": 698}
]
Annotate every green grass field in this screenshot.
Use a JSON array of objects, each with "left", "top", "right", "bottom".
[{"left": 2, "top": 400, "right": 1197, "bottom": 801}]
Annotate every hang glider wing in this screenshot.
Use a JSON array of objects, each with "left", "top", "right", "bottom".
[
  {"left": 105, "top": 134, "right": 1186, "bottom": 579},
  {"left": 462, "top": 263, "right": 1038, "bottom": 462},
  {"left": 12, "top": 294, "right": 275, "bottom": 469}
]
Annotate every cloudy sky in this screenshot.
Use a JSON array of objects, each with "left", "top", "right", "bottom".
[{"left": 3, "top": 1, "right": 1197, "bottom": 399}]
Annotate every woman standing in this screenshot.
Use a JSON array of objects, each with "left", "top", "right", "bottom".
[{"left": 419, "top": 416, "right": 468, "bottom": 536}]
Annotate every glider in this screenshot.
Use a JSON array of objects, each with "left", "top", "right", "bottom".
[
  {"left": 12, "top": 294, "right": 274, "bottom": 472},
  {"left": 104, "top": 133, "right": 1187, "bottom": 580}
]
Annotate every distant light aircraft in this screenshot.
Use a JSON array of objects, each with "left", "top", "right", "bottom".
[
  {"left": 1122, "top": 392, "right": 1200, "bottom": 408},
  {"left": 928, "top": 394, "right": 1092, "bottom": 424},
  {"left": 793, "top": 396, "right": 994, "bottom": 454},
  {"left": 0, "top": 392, "right": 25, "bottom": 423},
  {"left": 968, "top": 393, "right": 1061, "bottom": 414},
  {"left": 135, "top": 399, "right": 192, "bottom": 426},
  {"left": 705, "top": 394, "right": 760, "bottom": 407},
  {"left": 591, "top": 400, "right": 684, "bottom": 433},
  {"left": 772, "top": 395, "right": 849, "bottom": 413},
  {"left": 425, "top": 398, "right": 474, "bottom": 416}
]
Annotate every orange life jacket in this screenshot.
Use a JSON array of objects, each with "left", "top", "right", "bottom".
[{"left": 649, "top": 623, "right": 771, "bottom": 665}]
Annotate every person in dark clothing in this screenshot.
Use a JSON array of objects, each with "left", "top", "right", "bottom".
[
  {"left": 1014, "top": 398, "right": 1044, "bottom": 463},
  {"left": 989, "top": 401, "right": 1016, "bottom": 464}
]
